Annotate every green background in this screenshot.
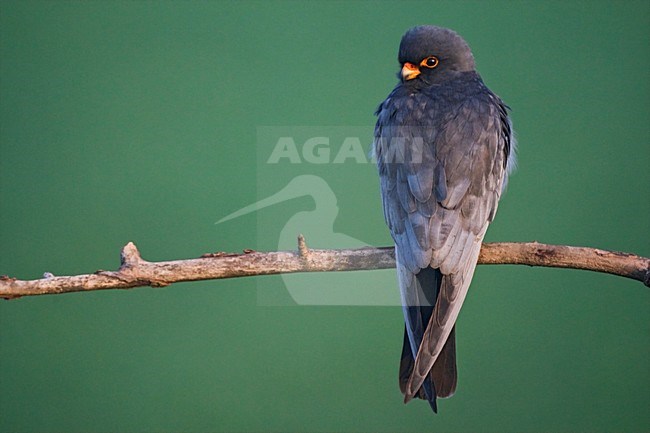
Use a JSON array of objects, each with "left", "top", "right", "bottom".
[{"left": 1, "top": 1, "right": 649, "bottom": 432}]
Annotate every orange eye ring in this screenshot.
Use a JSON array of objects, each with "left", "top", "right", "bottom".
[{"left": 420, "top": 56, "right": 439, "bottom": 69}]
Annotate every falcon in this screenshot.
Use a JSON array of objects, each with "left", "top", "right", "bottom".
[{"left": 373, "top": 25, "right": 515, "bottom": 413}]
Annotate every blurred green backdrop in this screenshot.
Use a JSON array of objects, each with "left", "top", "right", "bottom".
[{"left": 1, "top": 1, "right": 649, "bottom": 432}]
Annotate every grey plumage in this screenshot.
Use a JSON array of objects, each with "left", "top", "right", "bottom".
[{"left": 373, "top": 25, "right": 515, "bottom": 413}]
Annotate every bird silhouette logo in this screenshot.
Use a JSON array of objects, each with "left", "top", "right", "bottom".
[{"left": 217, "top": 174, "right": 399, "bottom": 306}]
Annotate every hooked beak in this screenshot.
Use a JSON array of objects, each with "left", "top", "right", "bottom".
[{"left": 401, "top": 62, "right": 420, "bottom": 81}]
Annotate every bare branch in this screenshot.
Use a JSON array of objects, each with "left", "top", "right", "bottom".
[
  {"left": 1, "top": 240, "right": 648, "bottom": 299},
  {"left": 479, "top": 242, "right": 649, "bottom": 286}
]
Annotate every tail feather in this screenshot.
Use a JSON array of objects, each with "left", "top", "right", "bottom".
[
  {"left": 399, "top": 324, "right": 457, "bottom": 412},
  {"left": 430, "top": 325, "right": 457, "bottom": 398},
  {"left": 398, "top": 267, "right": 458, "bottom": 412}
]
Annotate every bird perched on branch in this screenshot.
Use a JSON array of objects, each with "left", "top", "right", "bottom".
[{"left": 373, "top": 25, "right": 516, "bottom": 413}]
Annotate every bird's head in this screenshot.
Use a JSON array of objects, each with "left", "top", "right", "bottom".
[{"left": 397, "top": 25, "right": 475, "bottom": 85}]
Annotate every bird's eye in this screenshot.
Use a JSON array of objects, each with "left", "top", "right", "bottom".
[{"left": 420, "top": 56, "right": 439, "bottom": 69}]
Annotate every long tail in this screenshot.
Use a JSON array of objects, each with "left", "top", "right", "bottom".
[{"left": 398, "top": 267, "right": 457, "bottom": 412}]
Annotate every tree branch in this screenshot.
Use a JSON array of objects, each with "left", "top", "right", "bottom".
[{"left": 1, "top": 238, "right": 648, "bottom": 299}]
